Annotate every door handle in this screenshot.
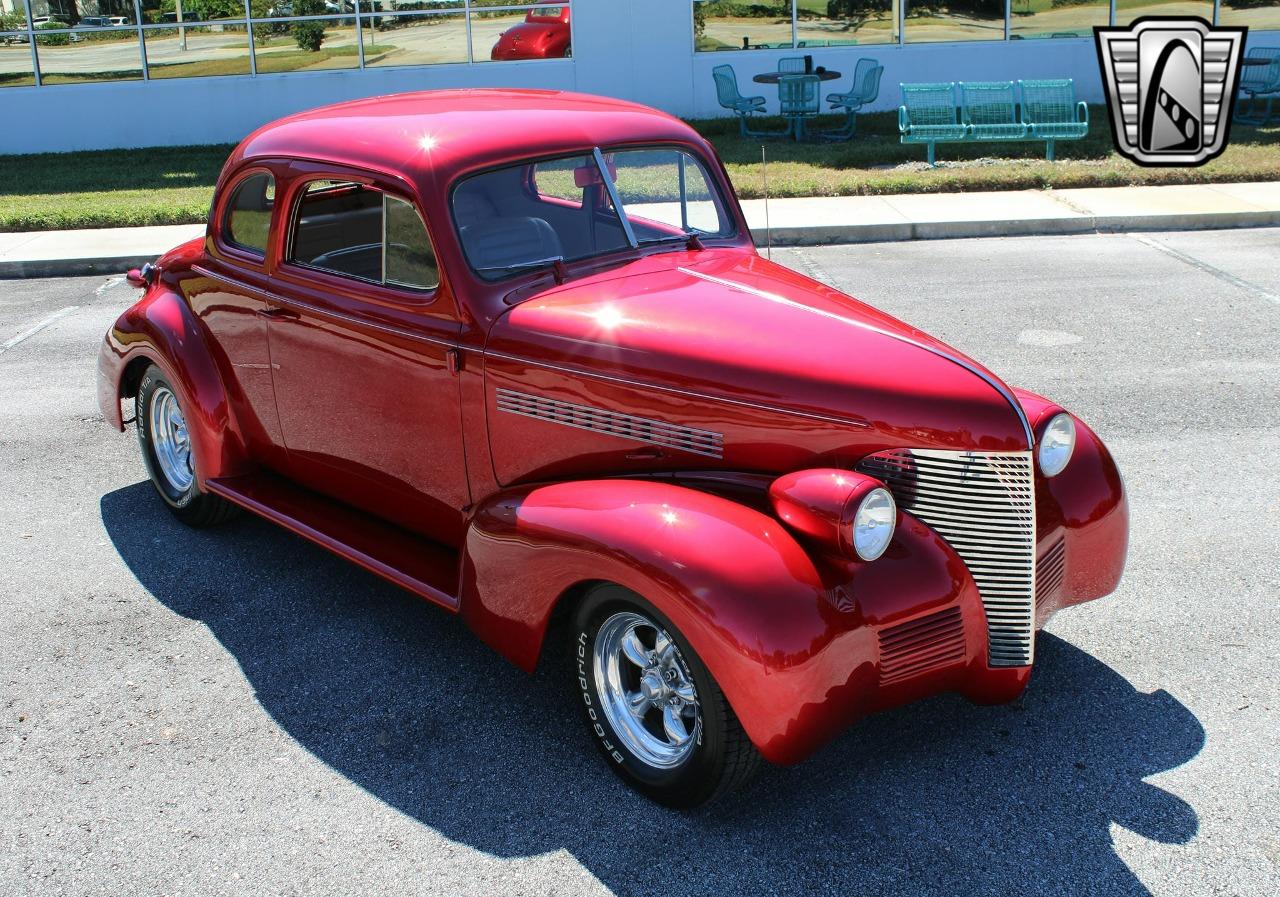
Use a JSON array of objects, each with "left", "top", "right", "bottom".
[
  {"left": 257, "top": 305, "right": 300, "bottom": 321},
  {"left": 625, "top": 446, "right": 666, "bottom": 461}
]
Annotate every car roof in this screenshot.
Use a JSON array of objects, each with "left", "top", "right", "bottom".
[{"left": 228, "top": 89, "right": 705, "bottom": 187}]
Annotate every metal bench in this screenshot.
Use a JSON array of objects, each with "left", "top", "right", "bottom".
[
  {"left": 899, "top": 82, "right": 968, "bottom": 165},
  {"left": 899, "top": 79, "right": 1089, "bottom": 164},
  {"left": 960, "top": 81, "right": 1028, "bottom": 144},
  {"left": 1237, "top": 47, "right": 1280, "bottom": 126},
  {"left": 1018, "top": 79, "right": 1089, "bottom": 160}
]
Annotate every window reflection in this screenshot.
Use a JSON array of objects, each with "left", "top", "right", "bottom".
[
  {"left": 1218, "top": 0, "right": 1280, "bottom": 29},
  {"left": 479, "top": 1, "right": 572, "bottom": 62},
  {"left": 696, "top": 0, "right": 793, "bottom": 52},
  {"left": 253, "top": 18, "right": 361, "bottom": 73},
  {"left": 1010, "top": 0, "right": 1107, "bottom": 40},
  {"left": 797, "top": 0, "right": 897, "bottom": 47},
  {"left": 0, "top": 34, "right": 35, "bottom": 88},
  {"left": 905, "top": 0, "right": 1004, "bottom": 43},
  {"left": 1114, "top": 0, "right": 1213, "bottom": 26},
  {"left": 360, "top": 12, "right": 468, "bottom": 68},
  {"left": 144, "top": 25, "right": 252, "bottom": 78},
  {"left": 36, "top": 27, "right": 143, "bottom": 84}
]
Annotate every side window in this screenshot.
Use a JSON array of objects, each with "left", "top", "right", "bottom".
[
  {"left": 290, "top": 180, "right": 438, "bottom": 292},
  {"left": 224, "top": 173, "right": 275, "bottom": 256},
  {"left": 385, "top": 195, "right": 439, "bottom": 290}
]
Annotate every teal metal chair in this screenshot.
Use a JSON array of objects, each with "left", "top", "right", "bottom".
[
  {"left": 778, "top": 56, "right": 806, "bottom": 74},
  {"left": 823, "top": 57, "right": 884, "bottom": 140},
  {"left": 779, "top": 73, "right": 821, "bottom": 141},
  {"left": 899, "top": 82, "right": 967, "bottom": 165},
  {"left": 960, "top": 81, "right": 1028, "bottom": 144},
  {"left": 712, "top": 64, "right": 771, "bottom": 138},
  {"left": 1237, "top": 47, "right": 1280, "bottom": 125},
  {"left": 1018, "top": 78, "right": 1089, "bottom": 160}
]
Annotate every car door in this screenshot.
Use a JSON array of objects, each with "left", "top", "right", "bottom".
[
  {"left": 264, "top": 165, "right": 469, "bottom": 547},
  {"left": 185, "top": 165, "right": 288, "bottom": 468}
]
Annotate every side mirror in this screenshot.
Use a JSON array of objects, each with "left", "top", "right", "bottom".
[
  {"left": 573, "top": 165, "right": 603, "bottom": 188},
  {"left": 125, "top": 262, "right": 156, "bottom": 288}
]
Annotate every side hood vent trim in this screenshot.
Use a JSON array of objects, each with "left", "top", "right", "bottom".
[{"left": 495, "top": 388, "right": 725, "bottom": 458}]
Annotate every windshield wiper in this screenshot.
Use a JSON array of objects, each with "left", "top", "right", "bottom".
[
  {"left": 475, "top": 255, "right": 568, "bottom": 284},
  {"left": 637, "top": 231, "right": 706, "bottom": 251}
]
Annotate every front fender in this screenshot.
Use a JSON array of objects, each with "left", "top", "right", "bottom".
[
  {"left": 1016, "top": 388, "right": 1129, "bottom": 618},
  {"left": 97, "top": 283, "right": 250, "bottom": 485},
  {"left": 460, "top": 478, "right": 996, "bottom": 765}
]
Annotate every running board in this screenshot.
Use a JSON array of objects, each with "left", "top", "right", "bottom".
[{"left": 206, "top": 473, "right": 460, "bottom": 612}]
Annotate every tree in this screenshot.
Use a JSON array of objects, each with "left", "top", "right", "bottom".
[{"left": 293, "top": 0, "right": 326, "bottom": 51}]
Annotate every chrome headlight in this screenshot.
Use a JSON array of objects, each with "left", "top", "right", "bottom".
[
  {"left": 1038, "top": 412, "right": 1076, "bottom": 477},
  {"left": 851, "top": 487, "right": 896, "bottom": 561}
]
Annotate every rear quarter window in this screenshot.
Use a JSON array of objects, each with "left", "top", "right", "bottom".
[{"left": 224, "top": 172, "right": 275, "bottom": 256}]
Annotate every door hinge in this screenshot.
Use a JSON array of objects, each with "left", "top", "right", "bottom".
[{"left": 446, "top": 348, "right": 462, "bottom": 375}]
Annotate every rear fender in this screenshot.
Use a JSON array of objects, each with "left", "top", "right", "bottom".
[
  {"left": 97, "top": 283, "right": 250, "bottom": 485},
  {"left": 460, "top": 478, "right": 850, "bottom": 763}
]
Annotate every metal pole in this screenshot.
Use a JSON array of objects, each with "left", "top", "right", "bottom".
[
  {"left": 21, "top": 0, "right": 39, "bottom": 86},
  {"left": 1004, "top": 0, "right": 1010, "bottom": 41},
  {"left": 897, "top": 0, "right": 905, "bottom": 46},
  {"left": 244, "top": 0, "right": 255, "bottom": 75},
  {"left": 354, "top": 0, "right": 365, "bottom": 69},
  {"left": 176, "top": 0, "right": 186, "bottom": 50},
  {"left": 790, "top": 0, "right": 797, "bottom": 49},
  {"left": 132, "top": 0, "right": 147, "bottom": 80},
  {"left": 464, "top": 0, "right": 473, "bottom": 64}
]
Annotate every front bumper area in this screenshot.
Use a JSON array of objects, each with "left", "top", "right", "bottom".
[{"left": 743, "top": 423, "right": 1127, "bottom": 765}]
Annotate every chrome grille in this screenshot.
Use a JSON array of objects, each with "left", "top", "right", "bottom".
[
  {"left": 495, "top": 388, "right": 724, "bottom": 459},
  {"left": 859, "top": 449, "right": 1037, "bottom": 667}
]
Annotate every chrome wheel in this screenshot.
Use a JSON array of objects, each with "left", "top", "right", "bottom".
[
  {"left": 593, "top": 611, "right": 701, "bottom": 769},
  {"left": 148, "top": 384, "right": 194, "bottom": 493}
]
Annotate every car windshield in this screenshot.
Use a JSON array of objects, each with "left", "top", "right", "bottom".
[{"left": 452, "top": 146, "right": 735, "bottom": 281}]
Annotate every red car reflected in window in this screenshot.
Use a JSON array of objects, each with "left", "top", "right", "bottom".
[{"left": 490, "top": 3, "right": 570, "bottom": 60}]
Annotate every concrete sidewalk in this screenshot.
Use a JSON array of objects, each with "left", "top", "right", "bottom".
[{"left": 3, "top": 181, "right": 1279, "bottom": 278}]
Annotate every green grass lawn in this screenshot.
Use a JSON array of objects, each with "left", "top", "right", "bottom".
[{"left": 0, "top": 109, "right": 1276, "bottom": 232}]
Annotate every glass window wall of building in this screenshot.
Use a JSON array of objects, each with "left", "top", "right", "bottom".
[
  {"left": 2, "top": 0, "right": 570, "bottom": 86},
  {"left": 695, "top": 0, "right": 1279, "bottom": 50}
]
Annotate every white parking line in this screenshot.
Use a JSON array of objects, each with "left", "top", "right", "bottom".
[
  {"left": 0, "top": 306, "right": 81, "bottom": 355},
  {"left": 1129, "top": 234, "right": 1280, "bottom": 306},
  {"left": 96, "top": 276, "right": 124, "bottom": 295}
]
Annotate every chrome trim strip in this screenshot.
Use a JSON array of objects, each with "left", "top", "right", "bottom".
[
  {"left": 495, "top": 387, "right": 725, "bottom": 459},
  {"left": 859, "top": 448, "right": 1037, "bottom": 667},
  {"left": 678, "top": 267, "right": 1035, "bottom": 450},
  {"left": 483, "top": 350, "right": 872, "bottom": 430}
]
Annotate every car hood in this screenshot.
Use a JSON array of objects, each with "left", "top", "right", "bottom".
[{"left": 485, "top": 250, "right": 1032, "bottom": 453}]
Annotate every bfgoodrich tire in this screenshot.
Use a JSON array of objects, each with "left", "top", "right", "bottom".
[
  {"left": 573, "top": 583, "right": 760, "bottom": 808},
  {"left": 135, "top": 364, "right": 239, "bottom": 527}
]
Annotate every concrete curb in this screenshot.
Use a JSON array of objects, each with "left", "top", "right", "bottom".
[
  {"left": 757, "top": 209, "right": 1280, "bottom": 247},
  {"left": 0, "top": 255, "right": 163, "bottom": 280},
  {"left": 3, "top": 207, "right": 1279, "bottom": 278}
]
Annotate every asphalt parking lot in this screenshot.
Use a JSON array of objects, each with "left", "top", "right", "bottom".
[{"left": 2, "top": 228, "right": 1277, "bottom": 897}]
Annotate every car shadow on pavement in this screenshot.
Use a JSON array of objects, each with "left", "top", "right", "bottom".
[{"left": 102, "top": 482, "right": 1204, "bottom": 897}]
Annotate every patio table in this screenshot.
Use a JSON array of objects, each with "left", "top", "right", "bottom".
[{"left": 753, "top": 70, "right": 842, "bottom": 84}]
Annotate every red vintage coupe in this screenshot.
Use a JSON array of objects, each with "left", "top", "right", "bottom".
[
  {"left": 490, "top": 3, "right": 570, "bottom": 60},
  {"left": 97, "top": 90, "right": 1128, "bottom": 808}
]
